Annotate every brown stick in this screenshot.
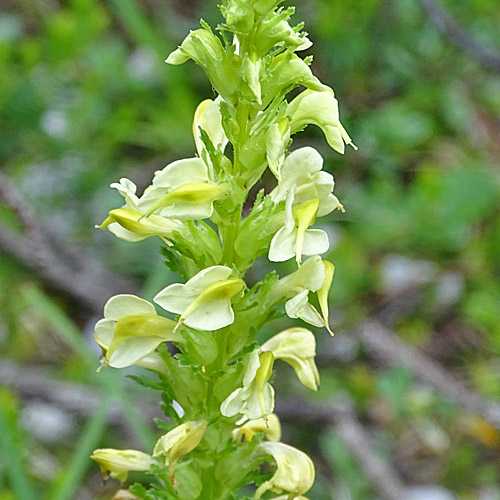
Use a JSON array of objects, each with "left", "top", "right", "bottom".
[
  {"left": 353, "top": 321, "right": 500, "bottom": 429},
  {"left": 416, "top": 0, "right": 500, "bottom": 73},
  {"left": 0, "top": 173, "right": 139, "bottom": 313},
  {"left": 278, "top": 396, "right": 409, "bottom": 500}
]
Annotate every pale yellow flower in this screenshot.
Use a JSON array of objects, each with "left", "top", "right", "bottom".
[
  {"left": 221, "top": 351, "right": 275, "bottom": 420},
  {"left": 255, "top": 442, "right": 315, "bottom": 499},
  {"left": 233, "top": 413, "right": 281, "bottom": 442},
  {"left": 94, "top": 294, "right": 181, "bottom": 370},
  {"left": 90, "top": 449, "right": 153, "bottom": 483},
  {"left": 154, "top": 266, "right": 244, "bottom": 331},
  {"left": 262, "top": 328, "right": 320, "bottom": 391}
]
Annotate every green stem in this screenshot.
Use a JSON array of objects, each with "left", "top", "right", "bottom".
[{"left": 221, "top": 208, "right": 242, "bottom": 268}]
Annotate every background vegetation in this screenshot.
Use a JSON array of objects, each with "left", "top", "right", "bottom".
[{"left": 1, "top": 0, "right": 500, "bottom": 498}]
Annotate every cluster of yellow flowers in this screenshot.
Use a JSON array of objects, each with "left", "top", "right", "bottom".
[{"left": 91, "top": 0, "right": 354, "bottom": 498}]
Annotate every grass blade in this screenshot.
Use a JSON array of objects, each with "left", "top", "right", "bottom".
[
  {"left": 45, "top": 402, "right": 110, "bottom": 500},
  {"left": 0, "top": 391, "right": 38, "bottom": 500},
  {"left": 23, "top": 286, "right": 97, "bottom": 369}
]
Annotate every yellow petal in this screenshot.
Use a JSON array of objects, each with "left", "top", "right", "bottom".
[{"left": 318, "top": 260, "right": 335, "bottom": 335}]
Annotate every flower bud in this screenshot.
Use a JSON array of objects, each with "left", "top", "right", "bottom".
[
  {"left": 254, "top": 10, "right": 311, "bottom": 56},
  {"left": 97, "top": 208, "right": 179, "bottom": 242},
  {"left": 261, "top": 53, "right": 324, "bottom": 108},
  {"left": 288, "top": 89, "right": 357, "bottom": 153},
  {"left": 222, "top": 0, "right": 255, "bottom": 33},
  {"left": 240, "top": 54, "right": 262, "bottom": 104},
  {"left": 90, "top": 449, "right": 153, "bottom": 483},
  {"left": 153, "top": 421, "right": 208, "bottom": 481},
  {"left": 193, "top": 97, "right": 228, "bottom": 160},
  {"left": 266, "top": 119, "right": 290, "bottom": 178},
  {"left": 166, "top": 29, "right": 237, "bottom": 100}
]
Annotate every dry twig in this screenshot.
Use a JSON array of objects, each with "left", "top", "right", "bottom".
[
  {"left": 0, "top": 173, "right": 139, "bottom": 312},
  {"left": 416, "top": 0, "right": 500, "bottom": 73},
  {"left": 278, "top": 397, "right": 409, "bottom": 500},
  {"left": 353, "top": 321, "right": 500, "bottom": 430}
]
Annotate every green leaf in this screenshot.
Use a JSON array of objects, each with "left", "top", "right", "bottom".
[
  {"left": 175, "top": 462, "right": 203, "bottom": 500},
  {"left": 161, "top": 245, "right": 185, "bottom": 279},
  {"left": 129, "top": 483, "right": 148, "bottom": 498},
  {"left": 128, "top": 374, "right": 166, "bottom": 392},
  {"left": 182, "top": 327, "right": 219, "bottom": 366}
]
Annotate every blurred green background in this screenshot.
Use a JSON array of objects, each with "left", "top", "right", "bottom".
[{"left": 1, "top": 0, "right": 500, "bottom": 499}]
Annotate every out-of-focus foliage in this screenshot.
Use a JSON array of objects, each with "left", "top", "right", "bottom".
[{"left": 1, "top": 0, "right": 500, "bottom": 499}]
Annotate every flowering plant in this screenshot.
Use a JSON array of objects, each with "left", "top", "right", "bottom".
[{"left": 92, "top": 0, "right": 355, "bottom": 498}]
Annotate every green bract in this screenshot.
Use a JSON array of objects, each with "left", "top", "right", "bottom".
[{"left": 92, "top": 0, "right": 354, "bottom": 497}]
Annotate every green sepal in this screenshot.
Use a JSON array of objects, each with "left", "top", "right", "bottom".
[
  {"left": 250, "top": 0, "right": 284, "bottom": 16},
  {"left": 220, "top": 0, "right": 255, "bottom": 34},
  {"left": 129, "top": 483, "right": 148, "bottom": 498},
  {"left": 198, "top": 127, "right": 233, "bottom": 177},
  {"left": 175, "top": 462, "right": 203, "bottom": 500},
  {"left": 181, "top": 327, "right": 219, "bottom": 366},
  {"left": 253, "top": 7, "right": 297, "bottom": 56},
  {"left": 185, "top": 220, "right": 223, "bottom": 264},
  {"left": 214, "top": 435, "right": 264, "bottom": 493},
  {"left": 213, "top": 363, "right": 245, "bottom": 402},
  {"left": 154, "top": 418, "right": 172, "bottom": 433},
  {"left": 260, "top": 52, "right": 324, "bottom": 108},
  {"left": 230, "top": 273, "right": 281, "bottom": 350},
  {"left": 219, "top": 100, "right": 240, "bottom": 145},
  {"left": 163, "top": 223, "right": 223, "bottom": 278},
  {"left": 235, "top": 194, "right": 279, "bottom": 268},
  {"left": 157, "top": 344, "right": 207, "bottom": 414},
  {"left": 160, "top": 392, "right": 183, "bottom": 426},
  {"left": 160, "top": 245, "right": 185, "bottom": 279}
]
